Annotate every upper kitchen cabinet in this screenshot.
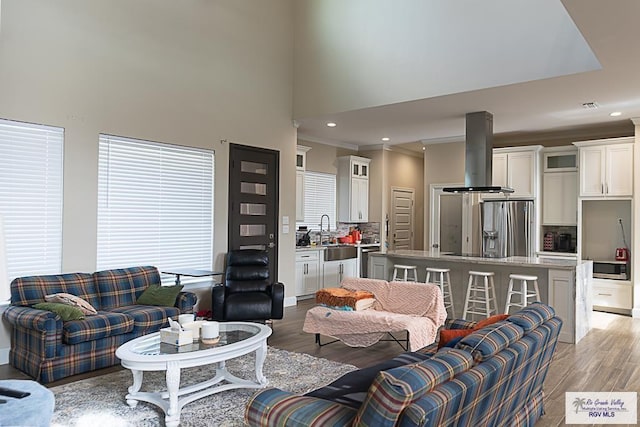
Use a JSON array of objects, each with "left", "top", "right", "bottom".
[
  {"left": 573, "top": 137, "right": 633, "bottom": 198},
  {"left": 338, "top": 155, "right": 370, "bottom": 223},
  {"left": 296, "top": 146, "right": 311, "bottom": 221},
  {"left": 486, "top": 146, "right": 542, "bottom": 199},
  {"left": 542, "top": 147, "right": 578, "bottom": 226}
]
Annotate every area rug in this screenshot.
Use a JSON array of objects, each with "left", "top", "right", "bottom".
[{"left": 50, "top": 347, "right": 357, "bottom": 427}]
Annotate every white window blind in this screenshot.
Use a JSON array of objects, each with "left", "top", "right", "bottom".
[
  {"left": 299, "top": 171, "right": 336, "bottom": 230},
  {"left": 97, "top": 135, "right": 214, "bottom": 284},
  {"left": 0, "top": 118, "right": 63, "bottom": 281}
]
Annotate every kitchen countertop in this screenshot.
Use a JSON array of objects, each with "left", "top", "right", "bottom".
[
  {"left": 296, "top": 242, "right": 380, "bottom": 252},
  {"left": 371, "top": 249, "right": 585, "bottom": 270}
]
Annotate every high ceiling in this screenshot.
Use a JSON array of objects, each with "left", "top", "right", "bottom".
[{"left": 293, "top": 0, "right": 639, "bottom": 151}]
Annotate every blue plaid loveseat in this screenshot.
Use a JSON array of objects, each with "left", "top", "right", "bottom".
[
  {"left": 245, "top": 303, "right": 562, "bottom": 427},
  {"left": 2, "top": 266, "right": 197, "bottom": 383}
]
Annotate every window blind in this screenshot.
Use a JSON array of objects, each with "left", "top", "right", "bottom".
[
  {"left": 299, "top": 171, "right": 336, "bottom": 230},
  {"left": 0, "top": 118, "right": 63, "bottom": 281},
  {"left": 97, "top": 135, "right": 214, "bottom": 284}
]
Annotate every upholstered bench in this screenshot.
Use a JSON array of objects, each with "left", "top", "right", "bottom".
[{"left": 303, "top": 277, "right": 447, "bottom": 351}]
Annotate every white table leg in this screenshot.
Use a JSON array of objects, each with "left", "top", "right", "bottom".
[
  {"left": 165, "top": 360, "right": 181, "bottom": 427},
  {"left": 255, "top": 340, "right": 268, "bottom": 386},
  {"left": 126, "top": 370, "right": 143, "bottom": 407}
]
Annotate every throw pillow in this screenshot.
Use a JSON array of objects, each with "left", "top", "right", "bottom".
[
  {"left": 438, "top": 328, "right": 474, "bottom": 349},
  {"left": 475, "top": 314, "right": 510, "bottom": 330},
  {"left": 45, "top": 293, "right": 98, "bottom": 315},
  {"left": 136, "top": 284, "right": 184, "bottom": 306},
  {"left": 34, "top": 302, "right": 85, "bottom": 321},
  {"left": 437, "top": 314, "right": 510, "bottom": 348}
]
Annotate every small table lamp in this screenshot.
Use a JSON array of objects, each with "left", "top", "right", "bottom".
[{"left": 0, "top": 216, "right": 10, "bottom": 303}]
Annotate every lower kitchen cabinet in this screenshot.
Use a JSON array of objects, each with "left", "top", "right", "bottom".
[
  {"left": 592, "top": 278, "right": 632, "bottom": 314},
  {"left": 547, "top": 269, "right": 575, "bottom": 344},
  {"left": 322, "top": 258, "right": 357, "bottom": 288},
  {"left": 295, "top": 251, "right": 320, "bottom": 297}
]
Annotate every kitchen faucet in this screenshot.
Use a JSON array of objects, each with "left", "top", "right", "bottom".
[{"left": 320, "top": 214, "right": 330, "bottom": 245}]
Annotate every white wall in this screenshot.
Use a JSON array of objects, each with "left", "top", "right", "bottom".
[
  {"left": 0, "top": 0, "right": 296, "bottom": 361},
  {"left": 292, "top": 0, "right": 599, "bottom": 118}
]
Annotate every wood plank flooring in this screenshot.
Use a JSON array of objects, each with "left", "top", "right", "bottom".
[{"left": 2, "top": 300, "right": 639, "bottom": 426}]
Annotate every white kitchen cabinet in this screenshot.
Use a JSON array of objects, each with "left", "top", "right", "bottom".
[
  {"left": 338, "top": 156, "right": 371, "bottom": 223},
  {"left": 486, "top": 146, "right": 542, "bottom": 199},
  {"left": 548, "top": 269, "right": 575, "bottom": 344},
  {"left": 296, "top": 171, "right": 305, "bottom": 221},
  {"left": 592, "top": 278, "right": 632, "bottom": 314},
  {"left": 574, "top": 138, "right": 633, "bottom": 198},
  {"left": 543, "top": 171, "right": 577, "bottom": 225},
  {"left": 295, "top": 251, "right": 320, "bottom": 297},
  {"left": 322, "top": 258, "right": 357, "bottom": 287}
]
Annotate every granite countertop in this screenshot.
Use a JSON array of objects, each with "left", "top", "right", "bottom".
[
  {"left": 371, "top": 249, "right": 587, "bottom": 270},
  {"left": 296, "top": 242, "right": 381, "bottom": 252}
]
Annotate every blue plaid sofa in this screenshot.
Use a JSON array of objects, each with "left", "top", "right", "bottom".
[
  {"left": 2, "top": 266, "right": 197, "bottom": 383},
  {"left": 245, "top": 302, "right": 562, "bottom": 427}
]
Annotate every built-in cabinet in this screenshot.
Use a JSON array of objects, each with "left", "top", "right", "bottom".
[
  {"left": 487, "top": 146, "right": 542, "bottom": 199},
  {"left": 592, "top": 278, "right": 632, "bottom": 314},
  {"left": 542, "top": 147, "right": 578, "bottom": 226},
  {"left": 574, "top": 137, "right": 634, "bottom": 315},
  {"left": 574, "top": 137, "right": 633, "bottom": 198},
  {"left": 296, "top": 146, "right": 311, "bottom": 221},
  {"left": 295, "top": 251, "right": 320, "bottom": 296},
  {"left": 338, "top": 156, "right": 371, "bottom": 222},
  {"left": 322, "top": 259, "right": 358, "bottom": 288}
]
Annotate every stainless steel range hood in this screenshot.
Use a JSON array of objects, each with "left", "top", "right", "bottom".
[{"left": 443, "top": 111, "right": 514, "bottom": 194}]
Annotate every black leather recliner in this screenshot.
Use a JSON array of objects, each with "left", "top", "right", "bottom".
[{"left": 212, "top": 249, "right": 284, "bottom": 322}]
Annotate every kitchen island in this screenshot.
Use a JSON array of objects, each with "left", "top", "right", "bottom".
[{"left": 369, "top": 250, "right": 592, "bottom": 344}]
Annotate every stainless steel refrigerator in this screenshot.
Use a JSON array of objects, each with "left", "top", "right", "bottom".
[{"left": 481, "top": 200, "right": 534, "bottom": 258}]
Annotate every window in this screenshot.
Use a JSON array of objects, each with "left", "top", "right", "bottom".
[
  {"left": 0, "top": 118, "right": 64, "bottom": 281},
  {"left": 97, "top": 135, "right": 214, "bottom": 284},
  {"left": 299, "top": 171, "right": 336, "bottom": 230}
]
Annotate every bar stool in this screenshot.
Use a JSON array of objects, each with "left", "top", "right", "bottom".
[
  {"left": 505, "top": 274, "right": 541, "bottom": 314},
  {"left": 462, "top": 271, "right": 498, "bottom": 320},
  {"left": 391, "top": 264, "right": 418, "bottom": 282},
  {"left": 426, "top": 267, "right": 455, "bottom": 318}
]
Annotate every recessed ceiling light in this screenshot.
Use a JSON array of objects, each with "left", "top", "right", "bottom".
[
  {"left": 326, "top": 122, "right": 337, "bottom": 127},
  {"left": 381, "top": 137, "right": 390, "bottom": 141},
  {"left": 610, "top": 111, "right": 622, "bottom": 117},
  {"left": 422, "top": 146, "right": 426, "bottom": 151}
]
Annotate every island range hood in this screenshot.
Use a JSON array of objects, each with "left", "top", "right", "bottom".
[{"left": 443, "top": 111, "right": 514, "bottom": 194}]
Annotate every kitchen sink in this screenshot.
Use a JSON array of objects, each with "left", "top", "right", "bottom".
[{"left": 324, "top": 245, "right": 357, "bottom": 261}]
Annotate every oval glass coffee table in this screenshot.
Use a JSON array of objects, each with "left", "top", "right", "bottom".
[{"left": 115, "top": 322, "right": 272, "bottom": 427}]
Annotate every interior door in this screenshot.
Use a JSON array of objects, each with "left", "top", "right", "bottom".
[
  {"left": 228, "top": 144, "right": 279, "bottom": 280},
  {"left": 391, "top": 187, "right": 414, "bottom": 250}
]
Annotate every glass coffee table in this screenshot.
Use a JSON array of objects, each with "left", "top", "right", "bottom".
[{"left": 115, "top": 322, "right": 271, "bottom": 427}]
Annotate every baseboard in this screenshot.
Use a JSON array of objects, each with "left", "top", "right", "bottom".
[
  {"left": 0, "top": 347, "right": 9, "bottom": 365},
  {"left": 284, "top": 296, "right": 297, "bottom": 307}
]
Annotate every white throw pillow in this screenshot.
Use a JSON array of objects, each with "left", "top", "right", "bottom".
[{"left": 45, "top": 293, "right": 98, "bottom": 315}]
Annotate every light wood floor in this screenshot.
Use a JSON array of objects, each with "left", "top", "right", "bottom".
[{"left": 2, "top": 300, "right": 639, "bottom": 426}]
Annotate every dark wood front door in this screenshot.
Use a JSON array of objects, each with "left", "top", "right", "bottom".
[{"left": 228, "top": 144, "right": 279, "bottom": 280}]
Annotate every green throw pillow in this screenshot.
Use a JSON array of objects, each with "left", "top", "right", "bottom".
[
  {"left": 136, "top": 284, "right": 184, "bottom": 306},
  {"left": 34, "top": 302, "right": 85, "bottom": 321}
]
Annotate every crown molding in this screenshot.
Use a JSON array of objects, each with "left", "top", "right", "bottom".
[
  {"left": 420, "top": 135, "right": 465, "bottom": 145},
  {"left": 631, "top": 117, "right": 640, "bottom": 126},
  {"left": 296, "top": 133, "right": 359, "bottom": 151}
]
